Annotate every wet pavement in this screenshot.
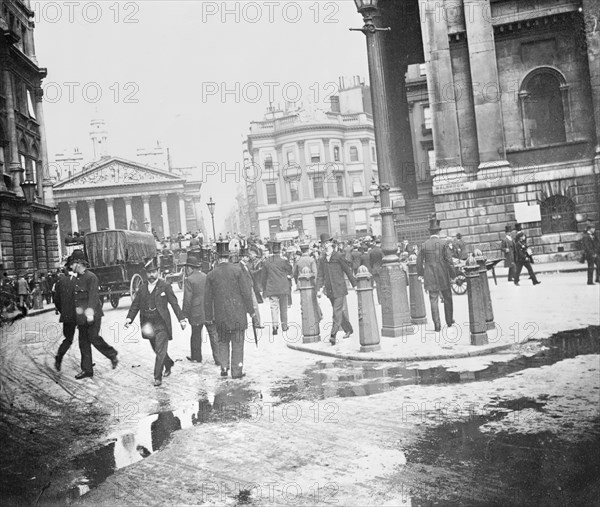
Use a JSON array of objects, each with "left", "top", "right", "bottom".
[{"left": 0, "top": 272, "right": 598, "bottom": 505}]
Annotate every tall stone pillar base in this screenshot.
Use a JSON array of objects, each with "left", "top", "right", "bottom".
[
  {"left": 379, "top": 262, "right": 414, "bottom": 337},
  {"left": 407, "top": 255, "right": 427, "bottom": 325},
  {"left": 298, "top": 267, "right": 320, "bottom": 344},
  {"left": 476, "top": 255, "right": 495, "bottom": 330},
  {"left": 465, "top": 262, "right": 488, "bottom": 346}
]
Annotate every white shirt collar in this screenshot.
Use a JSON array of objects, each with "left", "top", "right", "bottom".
[{"left": 148, "top": 280, "right": 158, "bottom": 293}]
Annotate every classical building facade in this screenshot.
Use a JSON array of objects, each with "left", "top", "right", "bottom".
[
  {"left": 244, "top": 81, "right": 381, "bottom": 241},
  {"left": 0, "top": 0, "right": 59, "bottom": 277},
  {"left": 355, "top": 0, "right": 600, "bottom": 261}
]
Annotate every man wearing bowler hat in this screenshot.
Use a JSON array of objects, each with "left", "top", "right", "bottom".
[
  {"left": 204, "top": 241, "right": 254, "bottom": 379},
  {"left": 53, "top": 256, "right": 78, "bottom": 372},
  {"left": 69, "top": 249, "right": 119, "bottom": 379},
  {"left": 316, "top": 233, "right": 356, "bottom": 345},
  {"left": 182, "top": 253, "right": 219, "bottom": 364},
  {"left": 125, "top": 257, "right": 186, "bottom": 386},
  {"left": 260, "top": 241, "right": 293, "bottom": 335},
  {"left": 416, "top": 217, "right": 456, "bottom": 332}
]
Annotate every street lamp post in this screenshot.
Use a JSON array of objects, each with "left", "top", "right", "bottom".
[
  {"left": 21, "top": 180, "right": 38, "bottom": 281},
  {"left": 324, "top": 198, "right": 332, "bottom": 237},
  {"left": 206, "top": 196, "right": 217, "bottom": 242},
  {"left": 352, "top": 0, "right": 413, "bottom": 337}
]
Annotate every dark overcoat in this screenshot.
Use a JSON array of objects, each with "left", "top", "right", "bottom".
[
  {"left": 126, "top": 279, "right": 184, "bottom": 340},
  {"left": 73, "top": 269, "right": 104, "bottom": 325},
  {"left": 500, "top": 234, "right": 515, "bottom": 267},
  {"left": 582, "top": 233, "right": 598, "bottom": 262},
  {"left": 369, "top": 246, "right": 384, "bottom": 275},
  {"left": 416, "top": 235, "right": 456, "bottom": 292},
  {"left": 239, "top": 260, "right": 262, "bottom": 302},
  {"left": 316, "top": 251, "right": 356, "bottom": 298},
  {"left": 54, "top": 274, "right": 77, "bottom": 323},
  {"left": 182, "top": 270, "right": 207, "bottom": 326},
  {"left": 260, "top": 255, "right": 292, "bottom": 297},
  {"left": 204, "top": 262, "right": 254, "bottom": 333}
]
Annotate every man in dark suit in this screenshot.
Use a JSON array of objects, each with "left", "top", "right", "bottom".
[
  {"left": 239, "top": 246, "right": 263, "bottom": 329},
  {"left": 500, "top": 224, "right": 516, "bottom": 282},
  {"left": 54, "top": 258, "right": 78, "bottom": 372},
  {"left": 182, "top": 254, "right": 219, "bottom": 364},
  {"left": 369, "top": 239, "right": 384, "bottom": 304},
  {"left": 416, "top": 218, "right": 456, "bottom": 332},
  {"left": 70, "top": 249, "right": 119, "bottom": 379},
  {"left": 205, "top": 242, "right": 254, "bottom": 379},
  {"left": 513, "top": 231, "right": 541, "bottom": 286},
  {"left": 316, "top": 234, "right": 356, "bottom": 345},
  {"left": 581, "top": 224, "right": 599, "bottom": 285},
  {"left": 260, "top": 241, "right": 292, "bottom": 335},
  {"left": 125, "top": 257, "right": 186, "bottom": 386}
]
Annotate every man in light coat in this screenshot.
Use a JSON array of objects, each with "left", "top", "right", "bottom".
[
  {"left": 260, "top": 241, "right": 293, "bottom": 335},
  {"left": 182, "top": 254, "right": 220, "bottom": 364}
]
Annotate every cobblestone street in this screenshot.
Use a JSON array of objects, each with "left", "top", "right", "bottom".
[{"left": 0, "top": 271, "right": 598, "bottom": 505}]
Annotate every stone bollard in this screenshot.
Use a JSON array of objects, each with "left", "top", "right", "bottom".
[
  {"left": 298, "top": 267, "right": 320, "bottom": 343},
  {"left": 475, "top": 250, "right": 495, "bottom": 330},
  {"left": 407, "top": 254, "right": 427, "bottom": 325},
  {"left": 465, "top": 256, "right": 489, "bottom": 345},
  {"left": 32, "top": 290, "right": 44, "bottom": 310},
  {"left": 356, "top": 266, "right": 381, "bottom": 352}
]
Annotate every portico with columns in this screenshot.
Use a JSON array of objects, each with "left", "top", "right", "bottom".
[{"left": 53, "top": 156, "right": 203, "bottom": 254}]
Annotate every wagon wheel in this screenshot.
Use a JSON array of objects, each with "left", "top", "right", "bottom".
[
  {"left": 109, "top": 293, "right": 120, "bottom": 309},
  {"left": 130, "top": 273, "right": 144, "bottom": 303},
  {"left": 451, "top": 273, "right": 468, "bottom": 295}
]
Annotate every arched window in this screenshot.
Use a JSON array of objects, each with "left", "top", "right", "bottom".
[
  {"left": 540, "top": 195, "right": 576, "bottom": 234},
  {"left": 520, "top": 69, "right": 567, "bottom": 147}
]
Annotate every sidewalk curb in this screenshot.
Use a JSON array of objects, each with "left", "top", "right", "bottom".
[
  {"left": 286, "top": 342, "right": 514, "bottom": 362},
  {"left": 26, "top": 307, "right": 55, "bottom": 318}
]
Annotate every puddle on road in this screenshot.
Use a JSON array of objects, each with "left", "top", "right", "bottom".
[
  {"left": 398, "top": 412, "right": 600, "bottom": 505},
  {"left": 46, "top": 326, "right": 598, "bottom": 504},
  {"left": 272, "top": 326, "right": 600, "bottom": 402}
]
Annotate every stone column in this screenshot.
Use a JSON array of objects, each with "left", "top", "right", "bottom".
[
  {"left": 463, "top": 0, "right": 510, "bottom": 179},
  {"left": 298, "top": 267, "right": 320, "bottom": 343},
  {"left": 69, "top": 201, "right": 78, "bottom": 233},
  {"left": 193, "top": 198, "right": 204, "bottom": 232},
  {"left": 34, "top": 87, "right": 52, "bottom": 205},
  {"left": 142, "top": 195, "right": 151, "bottom": 231},
  {"left": 160, "top": 195, "right": 170, "bottom": 238},
  {"left": 106, "top": 198, "right": 116, "bottom": 229},
  {"left": 124, "top": 196, "right": 133, "bottom": 230},
  {"left": 2, "top": 68, "right": 23, "bottom": 195},
  {"left": 361, "top": 138, "right": 374, "bottom": 191},
  {"left": 87, "top": 199, "right": 97, "bottom": 232},
  {"left": 296, "top": 141, "right": 310, "bottom": 199},
  {"left": 420, "top": 0, "right": 464, "bottom": 183},
  {"left": 582, "top": 0, "right": 600, "bottom": 163},
  {"left": 465, "top": 260, "right": 488, "bottom": 345},
  {"left": 356, "top": 266, "right": 381, "bottom": 352},
  {"left": 178, "top": 193, "right": 187, "bottom": 234},
  {"left": 322, "top": 138, "right": 333, "bottom": 197}
]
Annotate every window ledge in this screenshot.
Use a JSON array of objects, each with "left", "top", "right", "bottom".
[{"left": 507, "top": 139, "right": 590, "bottom": 154}]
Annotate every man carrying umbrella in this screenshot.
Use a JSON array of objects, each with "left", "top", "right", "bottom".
[{"left": 125, "top": 257, "right": 186, "bottom": 386}]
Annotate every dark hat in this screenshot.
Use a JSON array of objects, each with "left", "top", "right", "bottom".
[
  {"left": 70, "top": 249, "right": 88, "bottom": 263},
  {"left": 505, "top": 225, "right": 512, "bottom": 233},
  {"left": 184, "top": 254, "right": 202, "bottom": 268},
  {"left": 268, "top": 241, "right": 281, "bottom": 254},
  {"left": 215, "top": 241, "right": 230, "bottom": 258},
  {"left": 428, "top": 217, "right": 442, "bottom": 233},
  {"left": 144, "top": 257, "right": 159, "bottom": 271},
  {"left": 515, "top": 223, "right": 522, "bottom": 231},
  {"left": 319, "top": 232, "right": 332, "bottom": 244},
  {"left": 299, "top": 243, "right": 310, "bottom": 252}
]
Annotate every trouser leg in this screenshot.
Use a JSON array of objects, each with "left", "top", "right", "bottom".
[
  {"left": 230, "top": 330, "right": 245, "bottom": 378},
  {"left": 514, "top": 262, "right": 523, "bottom": 284},
  {"left": 507, "top": 264, "right": 514, "bottom": 281},
  {"left": 441, "top": 289, "right": 454, "bottom": 326},
  {"left": 269, "top": 297, "right": 280, "bottom": 326},
  {"left": 587, "top": 259, "right": 594, "bottom": 284},
  {"left": 429, "top": 291, "right": 441, "bottom": 331},
  {"left": 329, "top": 296, "right": 344, "bottom": 336},
  {"left": 88, "top": 319, "right": 118, "bottom": 361},
  {"left": 190, "top": 324, "right": 203, "bottom": 361},
  {"left": 152, "top": 329, "right": 170, "bottom": 380},
  {"left": 279, "top": 295, "right": 288, "bottom": 329},
  {"left": 523, "top": 261, "right": 538, "bottom": 284},
  {"left": 340, "top": 296, "right": 353, "bottom": 334},
  {"left": 78, "top": 324, "right": 93, "bottom": 373},
  {"left": 205, "top": 322, "right": 220, "bottom": 365},
  {"left": 251, "top": 291, "right": 261, "bottom": 327},
  {"left": 595, "top": 258, "right": 600, "bottom": 282},
  {"left": 218, "top": 330, "right": 231, "bottom": 370},
  {"left": 57, "top": 322, "right": 76, "bottom": 359}
]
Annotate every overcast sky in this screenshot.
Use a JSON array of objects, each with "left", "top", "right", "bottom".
[{"left": 34, "top": 0, "right": 369, "bottom": 233}]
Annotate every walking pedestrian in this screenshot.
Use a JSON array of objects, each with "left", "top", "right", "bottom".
[
  {"left": 369, "top": 239, "right": 384, "bottom": 304},
  {"left": 125, "top": 257, "right": 186, "bottom": 386},
  {"left": 581, "top": 224, "right": 599, "bottom": 285},
  {"left": 70, "top": 250, "right": 119, "bottom": 379},
  {"left": 16, "top": 273, "right": 30, "bottom": 309},
  {"left": 239, "top": 246, "right": 263, "bottom": 329},
  {"left": 513, "top": 232, "right": 541, "bottom": 286},
  {"left": 54, "top": 259, "right": 77, "bottom": 372},
  {"left": 500, "top": 225, "right": 516, "bottom": 282},
  {"left": 260, "top": 241, "right": 293, "bottom": 335},
  {"left": 204, "top": 242, "right": 255, "bottom": 379},
  {"left": 294, "top": 243, "right": 322, "bottom": 321},
  {"left": 416, "top": 218, "right": 456, "bottom": 332},
  {"left": 316, "top": 234, "right": 356, "bottom": 345},
  {"left": 182, "top": 254, "right": 220, "bottom": 364}
]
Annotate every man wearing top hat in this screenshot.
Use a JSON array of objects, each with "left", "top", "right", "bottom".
[
  {"left": 260, "top": 241, "right": 293, "bottom": 335},
  {"left": 182, "top": 253, "right": 220, "bottom": 364},
  {"left": 316, "top": 233, "right": 356, "bottom": 345},
  {"left": 416, "top": 217, "right": 456, "bottom": 332},
  {"left": 53, "top": 256, "right": 78, "bottom": 372},
  {"left": 204, "top": 241, "right": 254, "bottom": 379},
  {"left": 69, "top": 249, "right": 119, "bottom": 379},
  {"left": 238, "top": 245, "right": 263, "bottom": 329},
  {"left": 500, "top": 224, "right": 516, "bottom": 282},
  {"left": 125, "top": 257, "right": 186, "bottom": 386}
]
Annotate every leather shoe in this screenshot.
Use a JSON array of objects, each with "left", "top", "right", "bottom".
[
  {"left": 75, "top": 371, "right": 93, "bottom": 380},
  {"left": 110, "top": 356, "right": 119, "bottom": 369},
  {"left": 514, "top": 282, "right": 520, "bottom": 286},
  {"left": 282, "top": 324, "right": 289, "bottom": 331},
  {"left": 329, "top": 335, "right": 336, "bottom": 345},
  {"left": 164, "top": 366, "right": 172, "bottom": 377},
  {"left": 54, "top": 356, "right": 62, "bottom": 372},
  {"left": 186, "top": 356, "right": 202, "bottom": 363},
  {"left": 220, "top": 368, "right": 229, "bottom": 377},
  {"left": 231, "top": 373, "right": 246, "bottom": 379},
  {"left": 272, "top": 326, "right": 278, "bottom": 335},
  {"left": 153, "top": 379, "right": 162, "bottom": 387},
  {"left": 533, "top": 280, "right": 541, "bottom": 285},
  {"left": 343, "top": 331, "right": 352, "bottom": 339}
]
